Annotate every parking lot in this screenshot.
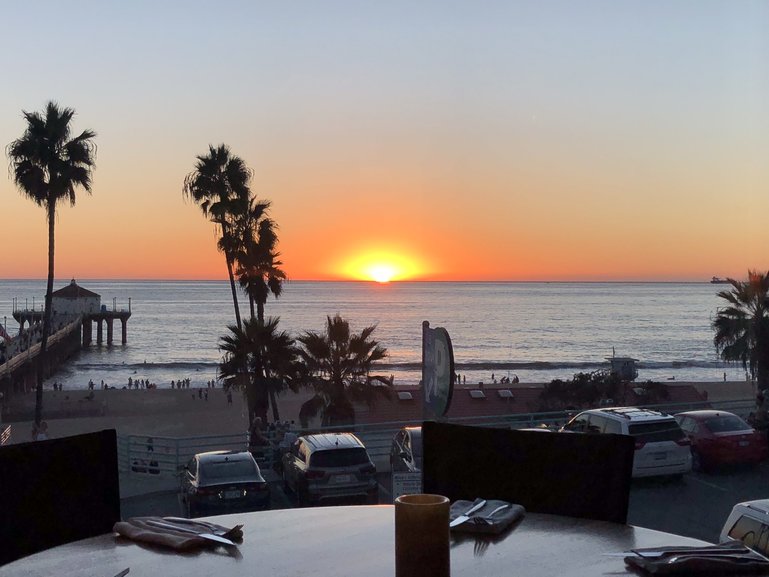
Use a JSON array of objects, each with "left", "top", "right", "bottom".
[{"left": 121, "top": 460, "right": 768, "bottom": 544}]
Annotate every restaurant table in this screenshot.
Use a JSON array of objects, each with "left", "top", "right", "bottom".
[{"left": 0, "top": 505, "right": 709, "bottom": 577}]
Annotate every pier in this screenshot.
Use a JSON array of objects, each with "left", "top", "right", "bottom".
[
  {"left": 0, "top": 280, "right": 132, "bottom": 401},
  {"left": 11, "top": 280, "right": 131, "bottom": 346}
]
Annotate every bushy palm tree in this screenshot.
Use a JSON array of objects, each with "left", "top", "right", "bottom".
[
  {"left": 713, "top": 270, "right": 769, "bottom": 391},
  {"left": 232, "top": 198, "right": 287, "bottom": 322},
  {"left": 297, "top": 315, "right": 392, "bottom": 428},
  {"left": 183, "top": 144, "right": 251, "bottom": 329},
  {"left": 219, "top": 316, "right": 299, "bottom": 423},
  {"left": 7, "top": 101, "right": 96, "bottom": 426}
]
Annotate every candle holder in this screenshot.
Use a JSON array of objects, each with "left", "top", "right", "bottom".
[{"left": 395, "top": 494, "right": 450, "bottom": 577}]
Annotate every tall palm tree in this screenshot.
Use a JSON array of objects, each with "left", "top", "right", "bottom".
[
  {"left": 183, "top": 144, "right": 251, "bottom": 329},
  {"left": 232, "top": 198, "right": 286, "bottom": 322},
  {"left": 219, "top": 316, "right": 299, "bottom": 423},
  {"left": 297, "top": 314, "right": 392, "bottom": 428},
  {"left": 7, "top": 101, "right": 96, "bottom": 427},
  {"left": 713, "top": 270, "right": 769, "bottom": 391}
]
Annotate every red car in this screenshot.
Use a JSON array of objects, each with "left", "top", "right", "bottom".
[{"left": 675, "top": 410, "right": 768, "bottom": 472}]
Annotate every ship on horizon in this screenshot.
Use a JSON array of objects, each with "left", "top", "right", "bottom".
[{"left": 710, "top": 276, "right": 730, "bottom": 284}]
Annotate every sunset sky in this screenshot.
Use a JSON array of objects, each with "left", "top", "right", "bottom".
[{"left": 1, "top": 1, "right": 767, "bottom": 282}]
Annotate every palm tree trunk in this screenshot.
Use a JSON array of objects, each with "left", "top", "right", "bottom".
[
  {"left": 269, "top": 386, "right": 280, "bottom": 422},
  {"left": 257, "top": 301, "right": 265, "bottom": 323},
  {"left": 219, "top": 219, "right": 242, "bottom": 330},
  {"left": 35, "top": 203, "right": 56, "bottom": 427},
  {"left": 225, "top": 253, "right": 242, "bottom": 330},
  {"left": 249, "top": 295, "right": 255, "bottom": 322}
]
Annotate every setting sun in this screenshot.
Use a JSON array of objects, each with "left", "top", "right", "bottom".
[
  {"left": 340, "top": 249, "right": 426, "bottom": 282},
  {"left": 368, "top": 264, "right": 396, "bottom": 283}
]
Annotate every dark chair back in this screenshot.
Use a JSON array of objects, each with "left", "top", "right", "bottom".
[
  {"left": 0, "top": 429, "right": 121, "bottom": 565},
  {"left": 422, "top": 421, "right": 634, "bottom": 524}
]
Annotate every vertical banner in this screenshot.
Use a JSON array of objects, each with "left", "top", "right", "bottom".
[{"left": 422, "top": 321, "right": 455, "bottom": 420}]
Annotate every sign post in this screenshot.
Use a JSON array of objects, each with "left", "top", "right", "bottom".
[{"left": 421, "top": 321, "right": 455, "bottom": 421}]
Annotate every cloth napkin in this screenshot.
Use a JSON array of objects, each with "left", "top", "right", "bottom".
[
  {"left": 449, "top": 499, "right": 525, "bottom": 534},
  {"left": 113, "top": 516, "right": 243, "bottom": 551},
  {"left": 624, "top": 541, "right": 769, "bottom": 575}
]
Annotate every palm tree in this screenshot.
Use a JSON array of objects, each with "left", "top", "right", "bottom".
[
  {"left": 219, "top": 316, "right": 300, "bottom": 423},
  {"left": 232, "top": 198, "right": 287, "bottom": 322},
  {"left": 183, "top": 144, "right": 251, "bottom": 329},
  {"left": 713, "top": 270, "right": 769, "bottom": 391},
  {"left": 297, "top": 314, "right": 392, "bottom": 428},
  {"left": 7, "top": 101, "right": 96, "bottom": 427}
]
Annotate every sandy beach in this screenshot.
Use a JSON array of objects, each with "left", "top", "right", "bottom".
[
  {"left": 1, "top": 379, "right": 756, "bottom": 445},
  {"left": 2, "top": 387, "right": 316, "bottom": 444}
]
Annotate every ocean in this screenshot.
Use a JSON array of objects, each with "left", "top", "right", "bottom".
[{"left": 0, "top": 280, "right": 741, "bottom": 390}]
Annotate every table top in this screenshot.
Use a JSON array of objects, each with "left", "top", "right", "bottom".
[{"left": 0, "top": 506, "right": 708, "bottom": 577}]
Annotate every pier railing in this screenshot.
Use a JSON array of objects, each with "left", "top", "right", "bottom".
[{"left": 0, "top": 317, "right": 82, "bottom": 379}]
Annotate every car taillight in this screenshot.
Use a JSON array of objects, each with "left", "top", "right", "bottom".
[
  {"left": 675, "top": 438, "right": 691, "bottom": 447},
  {"left": 359, "top": 463, "right": 376, "bottom": 475},
  {"left": 634, "top": 440, "right": 646, "bottom": 450},
  {"left": 305, "top": 469, "right": 325, "bottom": 479}
]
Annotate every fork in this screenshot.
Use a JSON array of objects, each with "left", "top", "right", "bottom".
[
  {"left": 485, "top": 504, "right": 511, "bottom": 518},
  {"left": 471, "top": 503, "right": 511, "bottom": 525}
]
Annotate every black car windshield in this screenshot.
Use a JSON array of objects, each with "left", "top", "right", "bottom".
[
  {"left": 628, "top": 421, "right": 684, "bottom": 442},
  {"left": 201, "top": 459, "right": 257, "bottom": 480},
  {"left": 310, "top": 448, "right": 369, "bottom": 467},
  {"left": 705, "top": 415, "right": 752, "bottom": 433}
]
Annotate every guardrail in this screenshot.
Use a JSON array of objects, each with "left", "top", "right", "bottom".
[
  {"left": 118, "top": 431, "right": 286, "bottom": 478},
  {"left": 118, "top": 397, "right": 758, "bottom": 479}
]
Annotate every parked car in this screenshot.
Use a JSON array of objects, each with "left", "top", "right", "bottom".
[
  {"left": 282, "top": 432, "right": 378, "bottom": 506},
  {"left": 720, "top": 499, "right": 769, "bottom": 556},
  {"left": 390, "top": 426, "right": 422, "bottom": 473},
  {"left": 675, "top": 410, "right": 769, "bottom": 472},
  {"left": 560, "top": 407, "right": 692, "bottom": 478},
  {"left": 180, "top": 450, "right": 270, "bottom": 517}
]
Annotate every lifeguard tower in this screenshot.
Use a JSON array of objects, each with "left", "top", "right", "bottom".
[{"left": 607, "top": 356, "right": 638, "bottom": 382}]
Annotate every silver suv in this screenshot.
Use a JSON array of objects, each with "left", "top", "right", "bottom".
[
  {"left": 560, "top": 407, "right": 692, "bottom": 478},
  {"left": 282, "top": 433, "right": 378, "bottom": 506}
]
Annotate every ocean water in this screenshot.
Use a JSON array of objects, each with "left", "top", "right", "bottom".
[{"left": 0, "top": 280, "right": 742, "bottom": 390}]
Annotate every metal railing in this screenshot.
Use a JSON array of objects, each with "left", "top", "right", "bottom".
[
  {"left": 0, "top": 425, "right": 10, "bottom": 445},
  {"left": 118, "top": 396, "right": 757, "bottom": 479},
  {"left": 118, "top": 431, "right": 285, "bottom": 477}
]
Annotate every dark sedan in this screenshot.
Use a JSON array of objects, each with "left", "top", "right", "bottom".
[
  {"left": 390, "top": 426, "right": 422, "bottom": 473},
  {"left": 675, "top": 410, "right": 769, "bottom": 472},
  {"left": 180, "top": 450, "right": 270, "bottom": 517}
]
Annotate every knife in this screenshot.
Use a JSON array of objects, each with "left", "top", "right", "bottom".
[
  {"left": 144, "top": 519, "right": 236, "bottom": 546},
  {"left": 450, "top": 499, "right": 487, "bottom": 527}
]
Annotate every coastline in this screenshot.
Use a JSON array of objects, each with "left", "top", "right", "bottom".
[{"left": 1, "top": 380, "right": 756, "bottom": 445}]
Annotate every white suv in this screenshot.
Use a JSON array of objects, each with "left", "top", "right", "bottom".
[
  {"left": 282, "top": 433, "right": 378, "bottom": 506},
  {"left": 560, "top": 407, "right": 692, "bottom": 478},
  {"left": 720, "top": 500, "right": 769, "bottom": 556}
]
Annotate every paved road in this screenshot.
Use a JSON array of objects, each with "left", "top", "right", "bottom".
[
  {"left": 628, "top": 461, "right": 769, "bottom": 542},
  {"left": 121, "top": 463, "right": 768, "bottom": 544}
]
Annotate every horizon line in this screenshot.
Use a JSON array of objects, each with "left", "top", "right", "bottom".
[{"left": 0, "top": 277, "right": 727, "bottom": 284}]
